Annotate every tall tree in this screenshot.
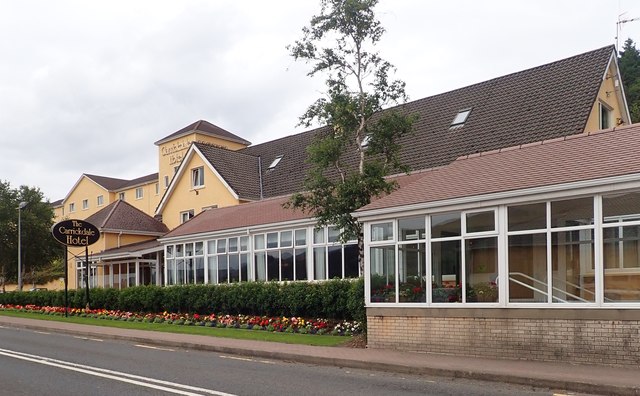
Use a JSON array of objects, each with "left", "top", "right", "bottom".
[
  {"left": 619, "top": 38, "right": 640, "bottom": 123},
  {"left": 287, "top": 0, "right": 415, "bottom": 271},
  {"left": 0, "top": 181, "right": 62, "bottom": 288}
]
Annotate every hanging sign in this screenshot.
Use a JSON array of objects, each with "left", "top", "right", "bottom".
[{"left": 51, "top": 219, "right": 100, "bottom": 247}]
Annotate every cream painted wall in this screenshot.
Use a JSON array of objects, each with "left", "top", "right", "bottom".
[
  {"left": 57, "top": 177, "right": 110, "bottom": 222},
  {"left": 118, "top": 182, "right": 161, "bottom": 216},
  {"left": 157, "top": 132, "right": 247, "bottom": 196},
  {"left": 584, "top": 60, "right": 627, "bottom": 133},
  {"left": 160, "top": 153, "right": 240, "bottom": 230}
]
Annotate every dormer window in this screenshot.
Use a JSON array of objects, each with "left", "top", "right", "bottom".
[
  {"left": 450, "top": 108, "right": 472, "bottom": 128},
  {"left": 268, "top": 155, "right": 283, "bottom": 170}
]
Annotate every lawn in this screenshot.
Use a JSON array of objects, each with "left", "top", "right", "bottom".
[{"left": 0, "top": 310, "right": 352, "bottom": 347}]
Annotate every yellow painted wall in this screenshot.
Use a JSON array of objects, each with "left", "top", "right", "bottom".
[
  {"left": 160, "top": 153, "right": 240, "bottom": 230},
  {"left": 584, "top": 59, "right": 627, "bottom": 133},
  {"left": 53, "top": 205, "right": 65, "bottom": 221},
  {"left": 117, "top": 182, "right": 160, "bottom": 217},
  {"left": 157, "top": 132, "right": 247, "bottom": 196},
  {"left": 58, "top": 177, "right": 110, "bottom": 222}
]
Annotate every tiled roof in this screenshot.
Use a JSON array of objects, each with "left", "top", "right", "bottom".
[
  {"left": 194, "top": 143, "right": 262, "bottom": 200},
  {"left": 358, "top": 124, "right": 640, "bottom": 213},
  {"left": 228, "top": 45, "right": 615, "bottom": 198},
  {"left": 93, "top": 238, "right": 163, "bottom": 259},
  {"left": 154, "top": 119, "right": 251, "bottom": 146},
  {"left": 86, "top": 200, "right": 169, "bottom": 234},
  {"left": 162, "top": 195, "right": 307, "bottom": 238},
  {"left": 162, "top": 172, "right": 425, "bottom": 239},
  {"left": 50, "top": 199, "right": 63, "bottom": 207},
  {"left": 85, "top": 174, "right": 130, "bottom": 190},
  {"left": 119, "top": 173, "right": 158, "bottom": 190}
]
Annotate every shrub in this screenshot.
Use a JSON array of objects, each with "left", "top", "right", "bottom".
[{"left": 0, "top": 279, "right": 366, "bottom": 322}]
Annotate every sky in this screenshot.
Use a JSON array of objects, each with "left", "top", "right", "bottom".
[{"left": 1, "top": 0, "right": 640, "bottom": 201}]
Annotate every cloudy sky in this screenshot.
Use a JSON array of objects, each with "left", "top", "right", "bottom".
[{"left": 1, "top": 0, "right": 640, "bottom": 201}]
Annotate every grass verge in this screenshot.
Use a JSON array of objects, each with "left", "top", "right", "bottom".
[{"left": 0, "top": 310, "right": 350, "bottom": 347}]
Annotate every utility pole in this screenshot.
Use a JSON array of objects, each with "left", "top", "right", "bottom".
[{"left": 17, "top": 201, "right": 28, "bottom": 291}]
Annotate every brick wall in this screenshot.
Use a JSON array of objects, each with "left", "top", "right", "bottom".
[{"left": 367, "top": 310, "right": 640, "bottom": 367}]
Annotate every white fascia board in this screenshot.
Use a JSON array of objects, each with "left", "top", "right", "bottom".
[
  {"left": 96, "top": 246, "right": 163, "bottom": 261},
  {"left": 61, "top": 174, "right": 108, "bottom": 204},
  {"left": 158, "top": 218, "right": 317, "bottom": 244},
  {"left": 354, "top": 173, "right": 640, "bottom": 222},
  {"left": 608, "top": 51, "right": 632, "bottom": 124},
  {"left": 194, "top": 145, "right": 240, "bottom": 201},
  {"left": 155, "top": 146, "right": 195, "bottom": 215},
  {"left": 155, "top": 144, "right": 240, "bottom": 216}
]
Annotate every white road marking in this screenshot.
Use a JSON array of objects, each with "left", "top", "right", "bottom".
[
  {"left": 134, "top": 344, "right": 175, "bottom": 352},
  {"left": 258, "top": 360, "right": 275, "bottom": 364},
  {"left": 219, "top": 355, "right": 275, "bottom": 365},
  {"left": 0, "top": 347, "right": 235, "bottom": 396},
  {"left": 73, "top": 335, "right": 103, "bottom": 342},
  {"left": 219, "top": 355, "right": 254, "bottom": 362},
  {"left": 34, "top": 331, "right": 50, "bottom": 335}
]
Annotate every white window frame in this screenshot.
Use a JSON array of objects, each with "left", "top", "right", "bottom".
[
  {"left": 192, "top": 166, "right": 204, "bottom": 188},
  {"left": 97, "top": 195, "right": 104, "bottom": 206},
  {"left": 450, "top": 108, "right": 472, "bottom": 128},
  {"left": 135, "top": 187, "right": 144, "bottom": 200},
  {"left": 82, "top": 199, "right": 89, "bottom": 210},
  {"left": 69, "top": 202, "right": 75, "bottom": 213},
  {"left": 268, "top": 155, "right": 283, "bottom": 170},
  {"left": 180, "top": 209, "right": 194, "bottom": 224},
  {"left": 599, "top": 102, "right": 612, "bottom": 130},
  {"left": 118, "top": 192, "right": 125, "bottom": 201}
]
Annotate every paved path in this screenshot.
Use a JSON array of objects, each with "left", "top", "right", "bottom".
[{"left": 0, "top": 315, "right": 638, "bottom": 396}]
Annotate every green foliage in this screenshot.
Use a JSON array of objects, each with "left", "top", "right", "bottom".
[
  {"left": 619, "top": 38, "right": 640, "bottom": 123},
  {"left": 0, "top": 181, "right": 63, "bottom": 287},
  {"left": 0, "top": 279, "right": 366, "bottom": 322},
  {"left": 286, "top": 0, "right": 416, "bottom": 249}
]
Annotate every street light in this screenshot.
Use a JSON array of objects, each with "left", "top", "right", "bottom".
[{"left": 17, "top": 201, "right": 27, "bottom": 291}]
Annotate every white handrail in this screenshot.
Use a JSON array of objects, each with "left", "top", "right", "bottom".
[{"left": 509, "top": 272, "right": 591, "bottom": 303}]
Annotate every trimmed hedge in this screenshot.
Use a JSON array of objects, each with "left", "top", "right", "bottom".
[{"left": 0, "top": 279, "right": 365, "bottom": 322}]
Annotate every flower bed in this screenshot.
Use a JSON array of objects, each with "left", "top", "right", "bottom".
[{"left": 0, "top": 304, "right": 363, "bottom": 336}]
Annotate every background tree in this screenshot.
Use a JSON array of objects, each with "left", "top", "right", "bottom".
[
  {"left": 619, "top": 38, "right": 640, "bottom": 123},
  {"left": 0, "top": 181, "right": 62, "bottom": 288},
  {"left": 287, "top": 0, "right": 415, "bottom": 271}
]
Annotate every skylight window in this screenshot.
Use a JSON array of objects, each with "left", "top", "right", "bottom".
[
  {"left": 268, "top": 155, "right": 283, "bottom": 170},
  {"left": 450, "top": 108, "right": 472, "bottom": 128},
  {"left": 361, "top": 134, "right": 372, "bottom": 148}
]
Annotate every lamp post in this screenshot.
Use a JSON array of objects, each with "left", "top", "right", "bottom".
[{"left": 17, "top": 201, "right": 27, "bottom": 291}]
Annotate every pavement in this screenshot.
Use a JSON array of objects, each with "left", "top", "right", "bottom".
[{"left": 0, "top": 315, "right": 638, "bottom": 396}]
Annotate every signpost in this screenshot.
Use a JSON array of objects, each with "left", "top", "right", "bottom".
[{"left": 51, "top": 219, "right": 100, "bottom": 315}]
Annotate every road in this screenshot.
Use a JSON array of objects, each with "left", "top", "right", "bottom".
[{"left": 0, "top": 325, "right": 593, "bottom": 396}]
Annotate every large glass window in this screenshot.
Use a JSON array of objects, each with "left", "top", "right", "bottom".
[
  {"left": 551, "top": 230, "right": 594, "bottom": 303},
  {"left": 431, "top": 210, "right": 498, "bottom": 304},
  {"left": 507, "top": 198, "right": 595, "bottom": 304},
  {"left": 370, "top": 246, "right": 395, "bottom": 303},
  {"left": 602, "top": 191, "right": 640, "bottom": 302},
  {"left": 508, "top": 234, "right": 548, "bottom": 302},
  {"left": 313, "top": 226, "right": 358, "bottom": 280},
  {"left": 207, "top": 236, "right": 250, "bottom": 284},
  {"left": 254, "top": 229, "right": 307, "bottom": 281}
]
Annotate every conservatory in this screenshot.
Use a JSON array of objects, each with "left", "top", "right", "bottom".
[{"left": 356, "top": 124, "right": 640, "bottom": 367}]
